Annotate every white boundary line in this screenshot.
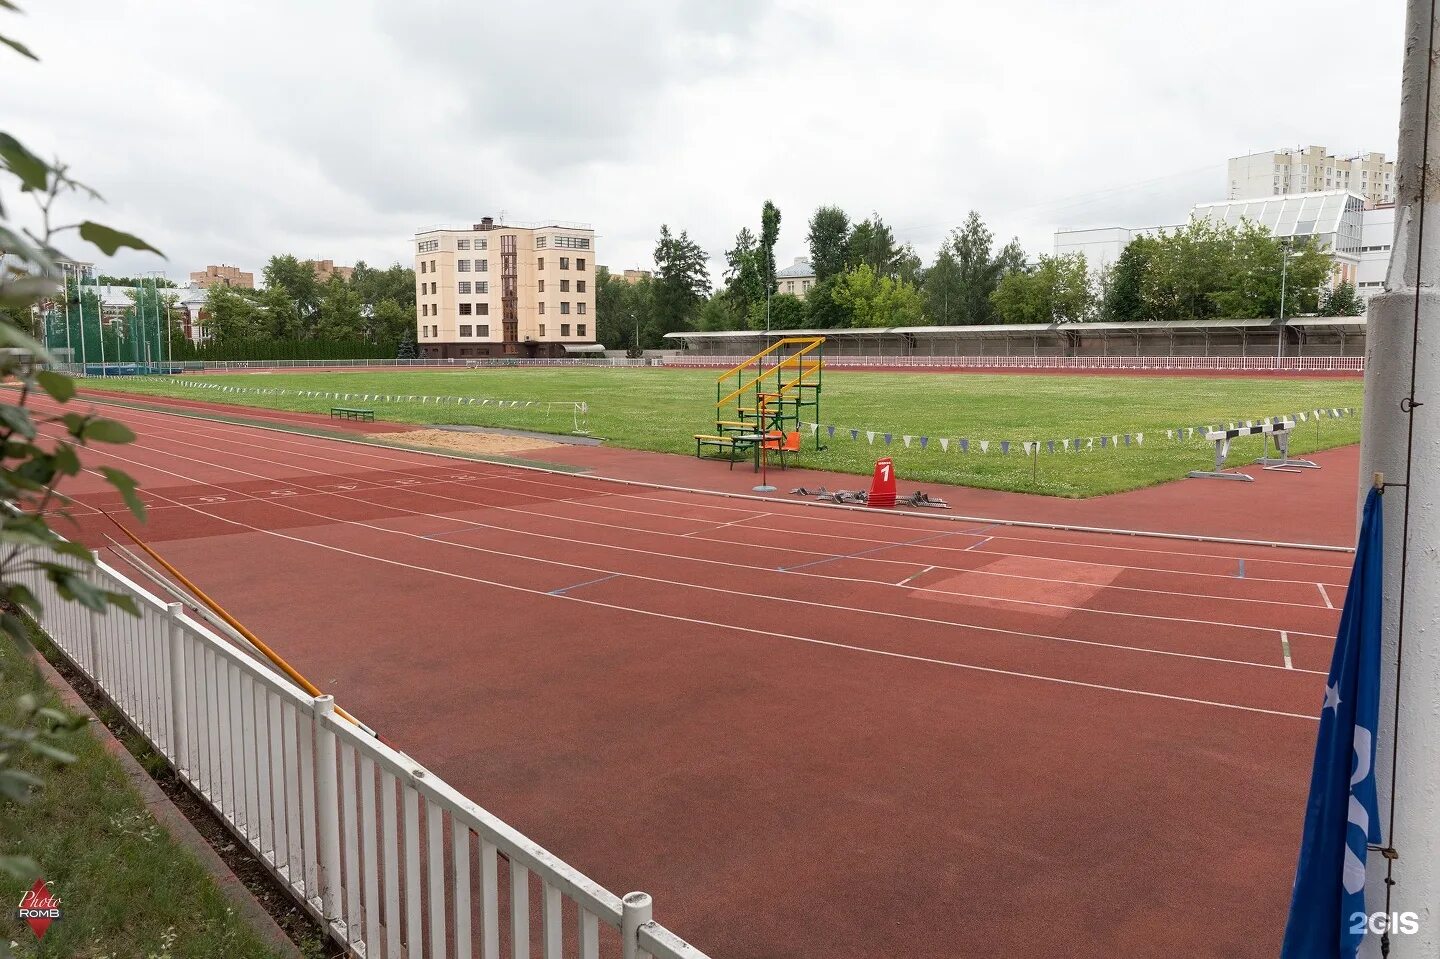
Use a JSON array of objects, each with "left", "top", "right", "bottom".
[
  {"left": 69, "top": 391, "right": 1359, "bottom": 554},
  {"left": 1317, "top": 582, "right": 1336, "bottom": 609}
]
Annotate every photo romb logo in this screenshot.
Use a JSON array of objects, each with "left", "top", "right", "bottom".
[{"left": 16, "top": 878, "right": 61, "bottom": 941}]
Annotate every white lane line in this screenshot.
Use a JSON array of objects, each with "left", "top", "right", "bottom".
[
  {"left": 50, "top": 433, "right": 1331, "bottom": 677},
  {"left": 74, "top": 401, "right": 1354, "bottom": 588},
  {"left": 1280, "top": 632, "right": 1294, "bottom": 670},
  {"left": 1317, "top": 583, "right": 1335, "bottom": 609},
  {"left": 896, "top": 566, "right": 935, "bottom": 587},
  {"left": 87, "top": 470, "right": 1323, "bottom": 723},
  {"left": 60, "top": 426, "right": 1340, "bottom": 642},
  {"left": 964, "top": 536, "right": 994, "bottom": 552}
]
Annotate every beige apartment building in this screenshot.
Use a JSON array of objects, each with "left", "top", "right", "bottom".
[
  {"left": 189, "top": 264, "right": 254, "bottom": 289},
  {"left": 1228, "top": 146, "right": 1395, "bottom": 206},
  {"left": 414, "top": 217, "right": 596, "bottom": 358},
  {"left": 776, "top": 257, "right": 816, "bottom": 298}
]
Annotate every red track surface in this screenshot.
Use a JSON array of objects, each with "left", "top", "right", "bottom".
[{"left": 39, "top": 396, "right": 1350, "bottom": 959}]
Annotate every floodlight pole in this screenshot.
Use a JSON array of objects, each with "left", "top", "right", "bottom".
[
  {"left": 1357, "top": 0, "right": 1440, "bottom": 953},
  {"left": 1278, "top": 241, "right": 1289, "bottom": 361}
]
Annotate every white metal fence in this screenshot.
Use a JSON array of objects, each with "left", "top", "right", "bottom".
[
  {"left": 663, "top": 354, "right": 1367, "bottom": 372},
  {"left": 25, "top": 551, "right": 711, "bottom": 959}
]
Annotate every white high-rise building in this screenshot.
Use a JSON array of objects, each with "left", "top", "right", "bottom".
[{"left": 1228, "top": 146, "right": 1395, "bottom": 206}]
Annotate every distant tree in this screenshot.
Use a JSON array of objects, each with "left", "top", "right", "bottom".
[
  {"left": 758, "top": 200, "right": 782, "bottom": 300},
  {"left": 723, "top": 227, "right": 764, "bottom": 320},
  {"left": 370, "top": 298, "right": 411, "bottom": 344},
  {"left": 313, "top": 276, "right": 366, "bottom": 340},
  {"left": 202, "top": 283, "right": 265, "bottom": 342},
  {"left": 845, "top": 215, "right": 904, "bottom": 279},
  {"left": 1319, "top": 280, "right": 1364, "bottom": 316},
  {"left": 950, "top": 211, "right": 1026, "bottom": 324},
  {"left": 747, "top": 291, "right": 808, "bottom": 331},
  {"left": 895, "top": 244, "right": 923, "bottom": 287},
  {"left": 1103, "top": 236, "right": 1157, "bottom": 321},
  {"left": 699, "top": 294, "right": 746, "bottom": 332},
  {"left": 98, "top": 274, "right": 175, "bottom": 287},
  {"left": 262, "top": 254, "right": 321, "bottom": 320},
  {"left": 922, "top": 245, "right": 964, "bottom": 324},
  {"left": 351, "top": 261, "right": 416, "bottom": 310},
  {"left": 1142, "top": 219, "right": 1328, "bottom": 320},
  {"left": 807, "top": 205, "right": 850, "bottom": 281},
  {"left": 803, "top": 276, "right": 850, "bottom": 329},
  {"left": 396, "top": 326, "right": 418, "bottom": 359},
  {"left": 831, "top": 264, "right": 924, "bottom": 327},
  {"left": 990, "top": 253, "right": 1094, "bottom": 324},
  {"left": 646, "top": 225, "right": 710, "bottom": 346}
]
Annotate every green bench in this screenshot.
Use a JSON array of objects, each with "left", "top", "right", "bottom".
[{"left": 330, "top": 407, "right": 375, "bottom": 422}]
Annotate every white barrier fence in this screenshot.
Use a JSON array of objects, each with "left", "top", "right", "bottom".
[
  {"left": 664, "top": 354, "right": 1367, "bottom": 372},
  {"left": 24, "top": 551, "right": 710, "bottom": 959}
]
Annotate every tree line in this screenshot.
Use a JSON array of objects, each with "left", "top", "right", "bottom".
[{"left": 594, "top": 205, "right": 1364, "bottom": 350}]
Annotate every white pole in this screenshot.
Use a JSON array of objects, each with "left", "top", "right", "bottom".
[
  {"left": 96, "top": 273, "right": 106, "bottom": 374},
  {"left": 77, "top": 266, "right": 87, "bottom": 370},
  {"left": 1358, "top": 0, "right": 1440, "bottom": 953}
]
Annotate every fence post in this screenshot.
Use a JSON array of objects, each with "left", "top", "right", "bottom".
[
  {"left": 621, "top": 891, "right": 653, "bottom": 959},
  {"left": 313, "top": 695, "right": 343, "bottom": 921},
  {"left": 85, "top": 551, "right": 104, "bottom": 678},
  {"left": 165, "top": 602, "right": 187, "bottom": 772}
]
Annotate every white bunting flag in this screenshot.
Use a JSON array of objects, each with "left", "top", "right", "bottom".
[
  {"left": 866, "top": 431, "right": 876, "bottom": 445},
  {"left": 1136, "top": 433, "right": 1144, "bottom": 446},
  {"left": 902, "top": 436, "right": 913, "bottom": 449},
  {"left": 939, "top": 438, "right": 950, "bottom": 452},
  {"left": 979, "top": 440, "right": 990, "bottom": 453}
]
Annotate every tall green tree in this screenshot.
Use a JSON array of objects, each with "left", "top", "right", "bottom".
[
  {"left": 807, "top": 205, "right": 850, "bottom": 281},
  {"left": 351, "top": 261, "right": 416, "bottom": 310},
  {"left": 647, "top": 225, "right": 709, "bottom": 346},
  {"left": 950, "top": 211, "right": 1026, "bottom": 324},
  {"left": 830, "top": 264, "right": 924, "bottom": 327},
  {"left": 313, "top": 276, "right": 366, "bottom": 340},
  {"left": 747, "top": 291, "right": 808, "bottom": 331},
  {"left": 990, "top": 253, "right": 1094, "bottom": 324},
  {"left": 921, "top": 245, "right": 964, "bottom": 324},
  {"left": 722, "top": 227, "right": 763, "bottom": 321},
  {"left": 1102, "top": 236, "right": 1157, "bottom": 322},
  {"left": 262, "top": 254, "right": 321, "bottom": 321},
  {"left": 1320, "top": 280, "right": 1364, "bottom": 316},
  {"left": 758, "top": 200, "right": 781, "bottom": 298},
  {"left": 845, "top": 215, "right": 904, "bottom": 278},
  {"left": 699, "top": 294, "right": 746, "bottom": 332}
]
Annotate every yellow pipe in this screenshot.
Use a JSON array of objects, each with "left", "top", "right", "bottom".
[
  {"left": 102, "top": 512, "right": 363, "bottom": 728},
  {"left": 715, "top": 338, "right": 825, "bottom": 408}
]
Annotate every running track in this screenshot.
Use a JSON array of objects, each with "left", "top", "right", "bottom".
[{"left": 35, "top": 396, "right": 1348, "bottom": 959}]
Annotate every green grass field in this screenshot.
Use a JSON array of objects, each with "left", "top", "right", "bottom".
[{"left": 88, "top": 368, "right": 1364, "bottom": 497}]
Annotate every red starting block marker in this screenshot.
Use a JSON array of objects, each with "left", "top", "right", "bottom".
[{"left": 868, "top": 457, "right": 897, "bottom": 508}]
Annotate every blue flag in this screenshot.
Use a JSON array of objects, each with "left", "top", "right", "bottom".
[{"left": 1280, "top": 487, "right": 1385, "bottom": 959}]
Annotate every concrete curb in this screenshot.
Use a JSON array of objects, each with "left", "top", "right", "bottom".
[{"left": 27, "top": 648, "right": 302, "bottom": 959}]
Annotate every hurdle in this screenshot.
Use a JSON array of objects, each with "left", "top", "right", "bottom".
[{"left": 1188, "top": 420, "right": 1318, "bottom": 482}]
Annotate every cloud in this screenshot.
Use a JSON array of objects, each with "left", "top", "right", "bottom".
[{"left": 2, "top": 0, "right": 1406, "bottom": 282}]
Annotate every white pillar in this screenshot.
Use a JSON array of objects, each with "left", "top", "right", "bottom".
[{"left": 1358, "top": 0, "right": 1440, "bottom": 953}]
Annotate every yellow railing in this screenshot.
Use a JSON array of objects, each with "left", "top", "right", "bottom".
[{"left": 716, "top": 337, "right": 824, "bottom": 409}]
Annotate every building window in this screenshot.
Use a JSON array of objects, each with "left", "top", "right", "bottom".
[
  {"left": 458, "top": 281, "right": 471, "bottom": 294},
  {"left": 553, "top": 236, "right": 590, "bottom": 250},
  {"left": 577, "top": 302, "right": 586, "bottom": 314},
  {"left": 475, "top": 281, "right": 487, "bottom": 294},
  {"left": 561, "top": 324, "right": 570, "bottom": 336},
  {"left": 560, "top": 257, "right": 570, "bottom": 270},
  {"left": 538, "top": 279, "right": 544, "bottom": 293},
  {"left": 430, "top": 260, "right": 436, "bottom": 271},
  {"left": 560, "top": 301, "right": 570, "bottom": 315},
  {"left": 476, "top": 259, "right": 487, "bottom": 271},
  {"left": 535, "top": 236, "right": 547, "bottom": 249},
  {"left": 477, "top": 303, "right": 489, "bottom": 315},
  {"left": 477, "top": 324, "right": 489, "bottom": 336},
  {"left": 459, "top": 304, "right": 472, "bottom": 315},
  {"left": 432, "top": 325, "right": 438, "bottom": 337},
  {"left": 578, "top": 323, "right": 587, "bottom": 337},
  {"left": 458, "top": 259, "right": 470, "bottom": 272},
  {"left": 560, "top": 279, "right": 570, "bottom": 292},
  {"left": 802, "top": 280, "right": 811, "bottom": 292},
  {"left": 537, "top": 257, "right": 545, "bottom": 270},
  {"left": 539, "top": 324, "right": 546, "bottom": 336},
  {"left": 786, "top": 281, "right": 794, "bottom": 292},
  {"left": 475, "top": 238, "right": 487, "bottom": 251},
  {"left": 577, "top": 258, "right": 586, "bottom": 271},
  {"left": 577, "top": 280, "right": 586, "bottom": 293},
  {"left": 460, "top": 324, "right": 472, "bottom": 336},
  {"left": 538, "top": 302, "right": 545, "bottom": 314},
  {"left": 431, "top": 282, "right": 438, "bottom": 294},
  {"left": 417, "top": 239, "right": 439, "bottom": 253},
  {"left": 420, "top": 325, "right": 427, "bottom": 337},
  {"left": 420, "top": 261, "right": 427, "bottom": 274}
]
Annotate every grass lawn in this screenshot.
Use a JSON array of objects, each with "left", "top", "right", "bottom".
[
  {"left": 0, "top": 632, "right": 295, "bottom": 959},
  {"left": 88, "top": 368, "right": 1363, "bottom": 497}
]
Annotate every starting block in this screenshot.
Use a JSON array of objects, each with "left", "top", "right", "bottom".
[
  {"left": 788, "top": 485, "right": 948, "bottom": 509},
  {"left": 897, "top": 491, "right": 949, "bottom": 509},
  {"left": 1188, "top": 420, "right": 1317, "bottom": 482}
]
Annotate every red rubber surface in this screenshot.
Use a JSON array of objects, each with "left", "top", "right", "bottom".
[{"left": 38, "top": 396, "right": 1351, "bottom": 959}]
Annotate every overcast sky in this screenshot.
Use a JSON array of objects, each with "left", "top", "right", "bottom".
[{"left": 7, "top": 0, "right": 1407, "bottom": 284}]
